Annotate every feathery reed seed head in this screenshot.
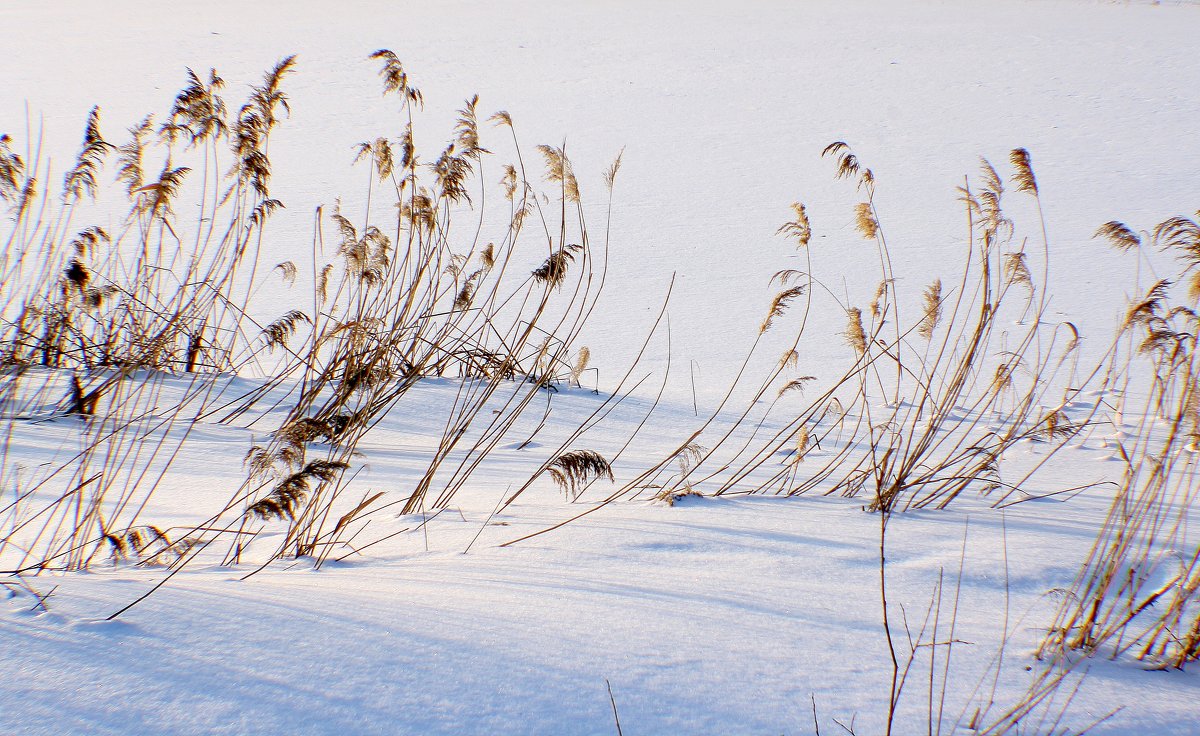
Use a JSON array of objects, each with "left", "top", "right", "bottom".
[
  {"left": 1010, "top": 148, "right": 1038, "bottom": 195},
  {"left": 845, "top": 307, "right": 867, "bottom": 356},
  {"left": 919, "top": 279, "right": 942, "bottom": 340},
  {"left": 855, "top": 202, "right": 878, "bottom": 239}
]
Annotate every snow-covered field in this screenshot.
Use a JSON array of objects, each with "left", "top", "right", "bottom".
[{"left": 3, "top": 1, "right": 1200, "bottom": 734}]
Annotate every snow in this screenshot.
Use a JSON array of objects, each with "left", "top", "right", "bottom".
[{"left": 3, "top": 0, "right": 1200, "bottom": 734}]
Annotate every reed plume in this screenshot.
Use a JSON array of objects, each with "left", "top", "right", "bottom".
[
  {"left": 545, "top": 450, "right": 614, "bottom": 499},
  {"left": 845, "top": 307, "right": 867, "bottom": 356},
  {"left": 370, "top": 49, "right": 423, "bottom": 107},
  {"left": 1154, "top": 216, "right": 1200, "bottom": 277},
  {"left": 1003, "top": 252, "right": 1033, "bottom": 290},
  {"left": 162, "top": 68, "right": 227, "bottom": 147},
  {"left": 794, "top": 427, "right": 810, "bottom": 463},
  {"left": 1095, "top": 221, "right": 1141, "bottom": 252},
  {"left": 533, "top": 244, "right": 582, "bottom": 288},
  {"left": 761, "top": 286, "right": 806, "bottom": 333},
  {"left": 0, "top": 133, "right": 23, "bottom": 200},
  {"left": 537, "top": 145, "right": 579, "bottom": 201},
  {"left": 248, "top": 460, "right": 350, "bottom": 521},
  {"left": 262, "top": 310, "right": 311, "bottom": 351},
  {"left": 918, "top": 279, "right": 942, "bottom": 340},
  {"left": 869, "top": 280, "right": 888, "bottom": 319},
  {"left": 1009, "top": 148, "right": 1038, "bottom": 195},
  {"left": 63, "top": 106, "right": 113, "bottom": 200},
  {"left": 776, "top": 202, "right": 811, "bottom": 247},
  {"left": 855, "top": 202, "right": 878, "bottom": 239},
  {"left": 603, "top": 149, "right": 624, "bottom": 191},
  {"left": 570, "top": 347, "right": 591, "bottom": 385},
  {"left": 777, "top": 375, "right": 816, "bottom": 398}
]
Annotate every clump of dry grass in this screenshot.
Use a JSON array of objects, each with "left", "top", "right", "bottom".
[
  {"left": 621, "top": 143, "right": 1100, "bottom": 520},
  {"left": 0, "top": 55, "right": 304, "bottom": 574},
  {"left": 0, "top": 50, "right": 640, "bottom": 578},
  {"left": 1037, "top": 213, "right": 1200, "bottom": 669},
  {"left": 190, "top": 51, "right": 642, "bottom": 567}
]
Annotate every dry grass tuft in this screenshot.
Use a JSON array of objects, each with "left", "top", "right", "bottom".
[
  {"left": 537, "top": 145, "right": 579, "bottom": 201},
  {"left": 63, "top": 106, "right": 113, "bottom": 200},
  {"left": 777, "top": 375, "right": 817, "bottom": 398},
  {"left": 793, "top": 427, "right": 810, "bottom": 463},
  {"left": 0, "top": 49, "right": 638, "bottom": 578},
  {"left": 626, "top": 142, "right": 1103, "bottom": 520},
  {"left": 0, "top": 133, "right": 24, "bottom": 200},
  {"left": 1002, "top": 252, "right": 1033, "bottom": 290},
  {"left": 262, "top": 310, "right": 311, "bottom": 351},
  {"left": 1036, "top": 207, "right": 1200, "bottom": 669},
  {"left": 603, "top": 149, "right": 624, "bottom": 191},
  {"left": 370, "top": 49, "right": 422, "bottom": 106}
]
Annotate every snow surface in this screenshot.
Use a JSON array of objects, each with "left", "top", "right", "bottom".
[{"left": 3, "top": 1, "right": 1200, "bottom": 734}]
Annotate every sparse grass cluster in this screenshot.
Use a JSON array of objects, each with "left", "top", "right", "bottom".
[
  {"left": 629, "top": 143, "right": 1098, "bottom": 520},
  {"left": 0, "top": 52, "right": 631, "bottom": 578},
  {"left": 1, "top": 46, "right": 1198, "bottom": 736},
  {"left": 1038, "top": 211, "right": 1200, "bottom": 669}
]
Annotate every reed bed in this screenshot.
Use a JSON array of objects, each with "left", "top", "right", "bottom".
[
  {"left": 0, "top": 52, "right": 636, "bottom": 577},
  {"left": 2, "top": 50, "right": 1198, "bottom": 736},
  {"left": 1036, "top": 211, "right": 1200, "bottom": 669},
  {"left": 618, "top": 144, "right": 1105, "bottom": 518}
]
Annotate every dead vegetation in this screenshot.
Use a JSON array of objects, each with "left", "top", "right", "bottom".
[
  {"left": 1037, "top": 209, "right": 1200, "bottom": 670},
  {"left": 618, "top": 144, "right": 1100, "bottom": 520},
  {"left": 1, "top": 49, "right": 1197, "bottom": 736},
  {"left": 0, "top": 52, "right": 636, "bottom": 576}
]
